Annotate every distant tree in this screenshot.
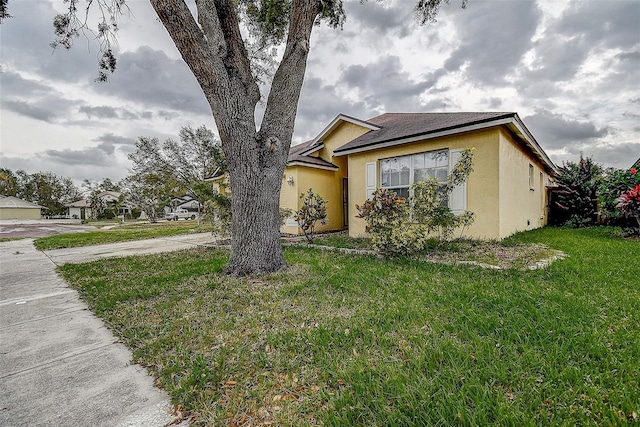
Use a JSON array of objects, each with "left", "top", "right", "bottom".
[
  {"left": 41, "top": 0, "right": 466, "bottom": 275},
  {"left": 124, "top": 126, "right": 225, "bottom": 222},
  {"left": 0, "top": 168, "right": 19, "bottom": 196},
  {"left": 125, "top": 136, "right": 184, "bottom": 222},
  {"left": 551, "top": 155, "right": 603, "bottom": 228},
  {"left": 10, "top": 171, "right": 81, "bottom": 216},
  {"left": 98, "top": 177, "right": 121, "bottom": 192},
  {"left": 163, "top": 125, "right": 226, "bottom": 218},
  {"left": 0, "top": 0, "right": 10, "bottom": 23}
]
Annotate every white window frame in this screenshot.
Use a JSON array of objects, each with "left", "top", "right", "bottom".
[{"left": 380, "top": 149, "right": 449, "bottom": 199}]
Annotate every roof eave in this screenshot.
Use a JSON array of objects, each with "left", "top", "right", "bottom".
[
  {"left": 286, "top": 161, "right": 339, "bottom": 171},
  {"left": 312, "top": 113, "right": 381, "bottom": 146},
  {"left": 334, "top": 117, "right": 516, "bottom": 156},
  {"left": 508, "top": 114, "right": 558, "bottom": 174}
]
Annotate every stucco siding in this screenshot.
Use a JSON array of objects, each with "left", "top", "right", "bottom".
[
  {"left": 0, "top": 208, "right": 42, "bottom": 220},
  {"left": 319, "top": 122, "right": 371, "bottom": 159},
  {"left": 498, "top": 129, "right": 549, "bottom": 237},
  {"left": 347, "top": 129, "right": 503, "bottom": 239},
  {"left": 280, "top": 122, "right": 367, "bottom": 235}
]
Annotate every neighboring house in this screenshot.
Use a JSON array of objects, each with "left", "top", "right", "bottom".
[
  {"left": 165, "top": 195, "right": 202, "bottom": 214},
  {"left": 0, "top": 195, "right": 44, "bottom": 220},
  {"left": 280, "top": 112, "right": 557, "bottom": 240},
  {"left": 205, "top": 174, "right": 229, "bottom": 196},
  {"left": 66, "top": 191, "right": 131, "bottom": 219}
]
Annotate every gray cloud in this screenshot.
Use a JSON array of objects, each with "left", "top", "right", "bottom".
[
  {"left": 344, "top": 2, "right": 413, "bottom": 38},
  {"left": 556, "top": 1, "right": 640, "bottom": 49},
  {"left": 0, "top": 71, "right": 52, "bottom": 98},
  {"left": 553, "top": 142, "right": 640, "bottom": 170},
  {"left": 1, "top": 100, "right": 56, "bottom": 122},
  {"left": 524, "top": 110, "right": 611, "bottom": 150},
  {"left": 443, "top": 0, "right": 541, "bottom": 85},
  {"left": 79, "top": 106, "right": 119, "bottom": 119},
  {"left": 294, "top": 76, "right": 369, "bottom": 141},
  {"left": 41, "top": 146, "right": 115, "bottom": 167},
  {"left": 339, "top": 55, "right": 430, "bottom": 112},
  {"left": 93, "top": 46, "right": 211, "bottom": 114},
  {"left": 93, "top": 133, "right": 136, "bottom": 146}
]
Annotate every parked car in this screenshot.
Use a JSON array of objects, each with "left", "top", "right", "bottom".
[{"left": 165, "top": 208, "right": 197, "bottom": 221}]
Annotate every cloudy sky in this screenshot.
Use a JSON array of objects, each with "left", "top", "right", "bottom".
[{"left": 1, "top": 0, "right": 639, "bottom": 184}]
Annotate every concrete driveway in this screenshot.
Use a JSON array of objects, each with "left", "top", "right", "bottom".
[
  {"left": 0, "top": 234, "right": 214, "bottom": 426},
  {"left": 0, "top": 220, "right": 97, "bottom": 239}
]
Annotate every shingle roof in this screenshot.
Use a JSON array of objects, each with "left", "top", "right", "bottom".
[
  {"left": 333, "top": 112, "right": 515, "bottom": 154},
  {"left": 287, "top": 140, "right": 339, "bottom": 170}
]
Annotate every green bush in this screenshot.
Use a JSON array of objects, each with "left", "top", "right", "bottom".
[
  {"left": 357, "top": 148, "right": 475, "bottom": 256},
  {"left": 551, "top": 155, "right": 602, "bottom": 227},
  {"left": 599, "top": 167, "right": 640, "bottom": 226},
  {"left": 295, "top": 189, "right": 327, "bottom": 243}
]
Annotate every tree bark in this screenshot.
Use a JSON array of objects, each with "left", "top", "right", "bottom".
[{"left": 150, "top": 0, "right": 321, "bottom": 275}]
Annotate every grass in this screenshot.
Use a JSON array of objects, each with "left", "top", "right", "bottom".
[
  {"left": 34, "top": 221, "right": 212, "bottom": 250},
  {"left": 58, "top": 227, "right": 640, "bottom": 426}
]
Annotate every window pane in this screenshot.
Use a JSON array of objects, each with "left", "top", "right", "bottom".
[
  {"left": 400, "top": 170, "right": 410, "bottom": 185},
  {"left": 390, "top": 188, "right": 409, "bottom": 199},
  {"left": 390, "top": 172, "right": 399, "bottom": 186},
  {"left": 400, "top": 156, "right": 411, "bottom": 170},
  {"left": 381, "top": 172, "right": 389, "bottom": 187},
  {"left": 413, "top": 154, "right": 424, "bottom": 169},
  {"left": 436, "top": 167, "right": 448, "bottom": 182},
  {"left": 381, "top": 159, "right": 390, "bottom": 173},
  {"left": 389, "top": 158, "right": 399, "bottom": 173},
  {"left": 433, "top": 150, "right": 448, "bottom": 167},
  {"left": 414, "top": 169, "right": 428, "bottom": 182}
]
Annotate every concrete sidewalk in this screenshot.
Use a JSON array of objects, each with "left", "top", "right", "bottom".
[
  {"left": 43, "top": 232, "right": 216, "bottom": 265},
  {"left": 0, "top": 234, "right": 214, "bottom": 426}
]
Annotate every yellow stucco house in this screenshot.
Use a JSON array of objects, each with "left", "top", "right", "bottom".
[{"left": 280, "top": 112, "right": 557, "bottom": 240}]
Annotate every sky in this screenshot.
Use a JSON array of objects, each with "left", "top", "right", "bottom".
[{"left": 1, "top": 0, "right": 639, "bottom": 185}]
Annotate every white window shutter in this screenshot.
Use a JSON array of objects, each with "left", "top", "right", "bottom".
[
  {"left": 449, "top": 149, "right": 466, "bottom": 214},
  {"left": 365, "top": 162, "right": 377, "bottom": 199}
]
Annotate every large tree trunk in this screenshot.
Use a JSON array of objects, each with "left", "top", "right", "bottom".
[{"left": 151, "top": 0, "right": 320, "bottom": 275}]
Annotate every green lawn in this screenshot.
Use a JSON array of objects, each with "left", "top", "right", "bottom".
[
  {"left": 34, "top": 221, "right": 212, "bottom": 250},
  {"left": 59, "top": 227, "right": 639, "bottom": 426}
]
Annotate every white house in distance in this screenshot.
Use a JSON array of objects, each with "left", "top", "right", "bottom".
[
  {"left": 0, "top": 196, "right": 44, "bottom": 220},
  {"left": 66, "top": 191, "right": 130, "bottom": 219}
]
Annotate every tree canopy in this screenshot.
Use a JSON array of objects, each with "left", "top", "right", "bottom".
[
  {"left": 124, "top": 125, "right": 225, "bottom": 222},
  {"left": 6, "top": 0, "right": 467, "bottom": 274}
]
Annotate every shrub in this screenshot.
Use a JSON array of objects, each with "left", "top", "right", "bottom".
[
  {"left": 599, "top": 167, "right": 640, "bottom": 226},
  {"left": 295, "top": 189, "right": 327, "bottom": 243},
  {"left": 357, "top": 148, "right": 475, "bottom": 256},
  {"left": 617, "top": 179, "right": 640, "bottom": 227},
  {"left": 204, "top": 193, "right": 232, "bottom": 238},
  {"left": 279, "top": 207, "right": 293, "bottom": 227},
  {"left": 356, "top": 188, "right": 419, "bottom": 256},
  {"left": 551, "top": 155, "right": 602, "bottom": 228}
]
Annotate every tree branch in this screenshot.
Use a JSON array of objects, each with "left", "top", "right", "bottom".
[
  {"left": 259, "top": 0, "right": 322, "bottom": 160},
  {"left": 150, "top": 0, "right": 226, "bottom": 104},
  {"left": 198, "top": 0, "right": 261, "bottom": 105}
]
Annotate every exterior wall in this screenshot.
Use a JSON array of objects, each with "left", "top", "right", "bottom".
[
  {"left": 0, "top": 208, "right": 42, "bottom": 220},
  {"left": 280, "top": 167, "right": 300, "bottom": 234},
  {"left": 497, "top": 129, "right": 550, "bottom": 237},
  {"left": 318, "top": 122, "right": 372, "bottom": 159},
  {"left": 280, "top": 166, "right": 347, "bottom": 234},
  {"left": 347, "top": 129, "right": 503, "bottom": 239},
  {"left": 280, "top": 121, "right": 370, "bottom": 235}
]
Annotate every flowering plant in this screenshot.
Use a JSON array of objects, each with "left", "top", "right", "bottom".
[{"left": 617, "top": 180, "right": 640, "bottom": 226}]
